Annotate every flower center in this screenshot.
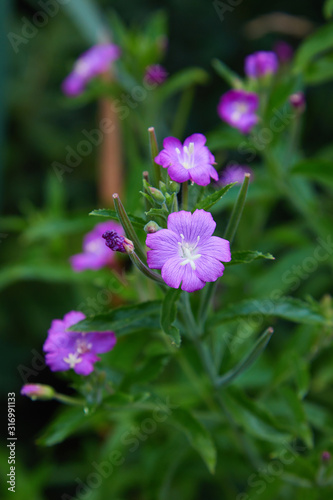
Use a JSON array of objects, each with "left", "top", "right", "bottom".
[
  {"left": 175, "top": 142, "right": 195, "bottom": 169},
  {"left": 76, "top": 339, "right": 93, "bottom": 354},
  {"left": 231, "top": 103, "right": 248, "bottom": 122},
  {"left": 85, "top": 240, "right": 100, "bottom": 253},
  {"left": 63, "top": 352, "right": 82, "bottom": 368},
  {"left": 178, "top": 234, "right": 201, "bottom": 270}
]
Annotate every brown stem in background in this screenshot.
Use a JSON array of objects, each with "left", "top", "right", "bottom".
[{"left": 98, "top": 94, "right": 123, "bottom": 205}]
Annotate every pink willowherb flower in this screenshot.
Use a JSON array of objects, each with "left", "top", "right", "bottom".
[
  {"left": 219, "top": 164, "right": 253, "bottom": 186},
  {"left": 43, "top": 311, "right": 116, "bottom": 376},
  {"left": 62, "top": 44, "right": 121, "bottom": 97},
  {"left": 154, "top": 134, "right": 218, "bottom": 186},
  {"left": 146, "top": 210, "right": 231, "bottom": 292},
  {"left": 217, "top": 90, "right": 259, "bottom": 134},
  {"left": 21, "top": 384, "right": 55, "bottom": 400},
  {"left": 245, "top": 51, "right": 279, "bottom": 78},
  {"left": 144, "top": 64, "right": 168, "bottom": 86},
  {"left": 70, "top": 221, "right": 123, "bottom": 272}
]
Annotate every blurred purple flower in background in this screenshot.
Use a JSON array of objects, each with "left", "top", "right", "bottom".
[
  {"left": 245, "top": 51, "right": 279, "bottom": 78},
  {"left": 273, "top": 41, "right": 294, "bottom": 63},
  {"left": 43, "top": 311, "right": 116, "bottom": 375},
  {"left": 155, "top": 133, "right": 218, "bottom": 186},
  {"left": 217, "top": 90, "right": 259, "bottom": 134},
  {"left": 219, "top": 164, "right": 253, "bottom": 186},
  {"left": 70, "top": 221, "right": 123, "bottom": 272},
  {"left": 62, "top": 44, "right": 121, "bottom": 97},
  {"left": 289, "top": 92, "right": 306, "bottom": 111},
  {"left": 144, "top": 64, "right": 168, "bottom": 86},
  {"left": 146, "top": 210, "right": 231, "bottom": 292}
]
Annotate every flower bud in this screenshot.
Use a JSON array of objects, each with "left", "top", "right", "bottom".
[
  {"left": 123, "top": 237, "right": 135, "bottom": 255},
  {"left": 168, "top": 180, "right": 180, "bottom": 194},
  {"left": 144, "top": 221, "right": 161, "bottom": 234},
  {"left": 148, "top": 187, "right": 166, "bottom": 205},
  {"left": 322, "top": 451, "right": 331, "bottom": 462},
  {"left": 289, "top": 92, "right": 305, "bottom": 112},
  {"left": 21, "top": 384, "right": 55, "bottom": 401}
]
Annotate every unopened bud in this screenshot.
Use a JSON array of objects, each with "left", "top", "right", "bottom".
[
  {"left": 289, "top": 92, "right": 305, "bottom": 112},
  {"left": 144, "top": 221, "right": 161, "bottom": 234},
  {"left": 168, "top": 180, "right": 180, "bottom": 194},
  {"left": 123, "top": 237, "right": 135, "bottom": 254},
  {"left": 322, "top": 451, "right": 331, "bottom": 462},
  {"left": 21, "top": 384, "right": 55, "bottom": 401},
  {"left": 148, "top": 187, "right": 166, "bottom": 205}
]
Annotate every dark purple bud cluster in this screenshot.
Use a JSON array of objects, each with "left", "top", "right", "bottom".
[{"left": 102, "top": 231, "right": 126, "bottom": 253}]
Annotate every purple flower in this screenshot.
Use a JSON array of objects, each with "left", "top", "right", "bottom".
[
  {"left": 146, "top": 210, "right": 231, "bottom": 292},
  {"left": 144, "top": 64, "right": 168, "bottom": 86},
  {"left": 273, "top": 41, "right": 293, "bottom": 63},
  {"left": 245, "top": 51, "right": 279, "bottom": 78},
  {"left": 219, "top": 164, "right": 253, "bottom": 186},
  {"left": 62, "top": 44, "right": 121, "bottom": 97},
  {"left": 217, "top": 90, "right": 259, "bottom": 134},
  {"left": 43, "top": 311, "right": 116, "bottom": 376},
  {"left": 70, "top": 221, "right": 122, "bottom": 272},
  {"left": 21, "top": 384, "right": 55, "bottom": 400},
  {"left": 154, "top": 134, "right": 218, "bottom": 186}
]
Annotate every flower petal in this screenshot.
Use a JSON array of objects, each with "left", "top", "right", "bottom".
[
  {"left": 194, "top": 255, "right": 225, "bottom": 282},
  {"left": 163, "top": 136, "right": 183, "bottom": 151},
  {"left": 74, "top": 353, "right": 100, "bottom": 376},
  {"left": 189, "top": 165, "right": 211, "bottom": 186},
  {"left": 167, "top": 211, "right": 193, "bottom": 240},
  {"left": 198, "top": 236, "right": 231, "bottom": 262},
  {"left": 147, "top": 229, "right": 180, "bottom": 269},
  {"left": 183, "top": 133, "right": 207, "bottom": 149},
  {"left": 191, "top": 210, "right": 216, "bottom": 242},
  {"left": 161, "top": 256, "right": 185, "bottom": 289},
  {"left": 167, "top": 163, "right": 191, "bottom": 183},
  {"left": 86, "top": 332, "right": 117, "bottom": 353},
  {"left": 181, "top": 266, "right": 205, "bottom": 292}
]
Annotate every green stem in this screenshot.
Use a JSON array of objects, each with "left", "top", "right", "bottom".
[
  {"left": 224, "top": 173, "right": 250, "bottom": 244},
  {"left": 148, "top": 127, "right": 161, "bottom": 186},
  {"left": 54, "top": 393, "right": 85, "bottom": 406},
  {"left": 171, "top": 86, "right": 195, "bottom": 139},
  {"left": 128, "top": 250, "right": 166, "bottom": 286},
  {"left": 182, "top": 181, "right": 189, "bottom": 211}
]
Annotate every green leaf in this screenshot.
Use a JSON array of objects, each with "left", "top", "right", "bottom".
[
  {"left": 89, "top": 209, "right": 146, "bottom": 229},
  {"left": 209, "top": 297, "right": 329, "bottom": 327},
  {"left": 303, "top": 53, "right": 333, "bottom": 84},
  {"left": 161, "top": 288, "right": 182, "bottom": 347},
  {"left": 206, "top": 127, "right": 244, "bottom": 151},
  {"left": 69, "top": 301, "right": 162, "bottom": 335},
  {"left": 37, "top": 406, "right": 98, "bottom": 446},
  {"left": 156, "top": 68, "right": 209, "bottom": 101},
  {"left": 294, "top": 22, "right": 333, "bottom": 71},
  {"left": 62, "top": 0, "right": 110, "bottom": 45},
  {"left": 126, "top": 354, "right": 170, "bottom": 385},
  {"left": 324, "top": 0, "right": 333, "bottom": 19},
  {"left": 290, "top": 158, "right": 333, "bottom": 188},
  {"left": 194, "top": 183, "right": 236, "bottom": 211},
  {"left": 226, "top": 250, "right": 275, "bottom": 266},
  {"left": 217, "top": 327, "right": 274, "bottom": 387},
  {"left": 224, "top": 388, "right": 291, "bottom": 443},
  {"left": 212, "top": 58, "right": 243, "bottom": 87},
  {"left": 170, "top": 408, "right": 216, "bottom": 474}
]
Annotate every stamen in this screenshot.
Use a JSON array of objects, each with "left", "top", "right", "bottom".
[
  {"left": 175, "top": 147, "right": 181, "bottom": 155},
  {"left": 63, "top": 352, "right": 82, "bottom": 368},
  {"left": 188, "top": 142, "right": 194, "bottom": 154}
]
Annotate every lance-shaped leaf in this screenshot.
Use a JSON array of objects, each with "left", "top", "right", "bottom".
[
  {"left": 170, "top": 408, "right": 217, "bottom": 474},
  {"left": 113, "top": 194, "right": 146, "bottom": 262},
  {"left": 68, "top": 301, "right": 162, "bottom": 335},
  {"left": 212, "top": 58, "right": 243, "bottom": 88},
  {"left": 161, "top": 288, "right": 182, "bottom": 347},
  {"left": 217, "top": 327, "right": 274, "bottom": 387},
  {"left": 194, "top": 183, "right": 236, "bottom": 211},
  {"left": 226, "top": 250, "right": 275, "bottom": 266},
  {"left": 89, "top": 208, "right": 146, "bottom": 229},
  {"left": 223, "top": 173, "right": 250, "bottom": 244}
]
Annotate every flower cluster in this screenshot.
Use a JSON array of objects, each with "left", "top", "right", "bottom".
[
  {"left": 70, "top": 221, "right": 122, "bottom": 272},
  {"left": 43, "top": 311, "right": 116, "bottom": 375},
  {"left": 146, "top": 210, "right": 231, "bottom": 292},
  {"left": 155, "top": 133, "right": 218, "bottom": 186},
  {"left": 62, "top": 44, "right": 121, "bottom": 97}
]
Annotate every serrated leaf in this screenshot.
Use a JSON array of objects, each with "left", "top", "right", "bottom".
[
  {"left": 170, "top": 408, "right": 216, "bottom": 474},
  {"left": 194, "top": 183, "right": 236, "bottom": 211},
  {"left": 226, "top": 250, "right": 275, "bottom": 266},
  {"left": 89, "top": 209, "right": 146, "bottom": 228},
  {"left": 209, "top": 297, "right": 329, "bottom": 327},
  {"left": 161, "top": 288, "right": 182, "bottom": 347},
  {"left": 69, "top": 301, "right": 162, "bottom": 335},
  {"left": 290, "top": 158, "right": 333, "bottom": 187}
]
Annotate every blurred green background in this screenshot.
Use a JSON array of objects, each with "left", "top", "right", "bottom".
[{"left": 1, "top": 1, "right": 333, "bottom": 499}]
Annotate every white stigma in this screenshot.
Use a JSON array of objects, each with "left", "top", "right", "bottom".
[
  {"left": 178, "top": 235, "right": 201, "bottom": 270},
  {"left": 175, "top": 142, "right": 195, "bottom": 169},
  {"left": 63, "top": 352, "right": 82, "bottom": 368}
]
